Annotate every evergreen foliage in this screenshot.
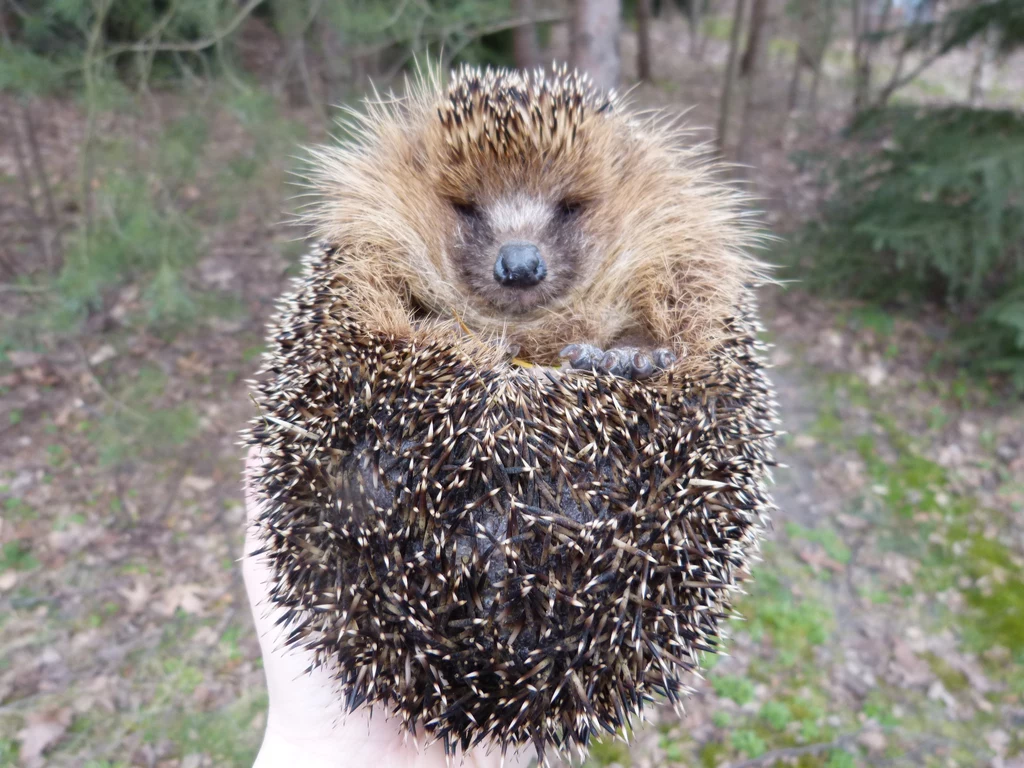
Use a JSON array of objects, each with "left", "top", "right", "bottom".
[
  {"left": 794, "top": 106, "right": 1024, "bottom": 388},
  {"left": 910, "top": 0, "right": 1024, "bottom": 56}
]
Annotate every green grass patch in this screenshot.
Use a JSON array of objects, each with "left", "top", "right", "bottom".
[
  {"left": 785, "top": 522, "right": 852, "bottom": 565},
  {"left": 86, "top": 366, "right": 200, "bottom": 467},
  {"left": 0, "top": 540, "right": 40, "bottom": 572},
  {"left": 739, "top": 569, "right": 832, "bottom": 667},
  {"left": 759, "top": 700, "right": 794, "bottom": 731},
  {"left": 586, "top": 735, "right": 631, "bottom": 766},
  {"left": 711, "top": 674, "right": 755, "bottom": 706},
  {"left": 730, "top": 729, "right": 768, "bottom": 758}
]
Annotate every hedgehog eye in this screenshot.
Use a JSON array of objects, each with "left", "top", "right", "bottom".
[
  {"left": 452, "top": 201, "right": 482, "bottom": 223},
  {"left": 556, "top": 200, "right": 585, "bottom": 221}
]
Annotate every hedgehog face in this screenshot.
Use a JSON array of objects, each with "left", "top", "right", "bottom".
[
  {"left": 302, "top": 64, "right": 760, "bottom": 365},
  {"left": 447, "top": 191, "right": 586, "bottom": 316}
]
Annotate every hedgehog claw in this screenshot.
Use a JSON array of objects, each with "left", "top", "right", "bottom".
[
  {"left": 598, "top": 349, "right": 632, "bottom": 376},
  {"left": 631, "top": 352, "right": 654, "bottom": 379},
  {"left": 562, "top": 344, "right": 679, "bottom": 379},
  {"left": 651, "top": 348, "right": 678, "bottom": 370},
  {"left": 560, "top": 343, "right": 603, "bottom": 370}
]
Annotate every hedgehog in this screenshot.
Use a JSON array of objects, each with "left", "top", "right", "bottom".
[{"left": 244, "top": 63, "right": 777, "bottom": 762}]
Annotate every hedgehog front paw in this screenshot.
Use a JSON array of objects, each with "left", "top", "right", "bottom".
[{"left": 559, "top": 344, "right": 678, "bottom": 380}]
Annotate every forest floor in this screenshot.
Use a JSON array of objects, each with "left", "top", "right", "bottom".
[{"left": 1, "top": 16, "right": 1023, "bottom": 768}]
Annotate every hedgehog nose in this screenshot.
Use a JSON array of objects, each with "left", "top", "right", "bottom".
[{"left": 494, "top": 242, "right": 546, "bottom": 288}]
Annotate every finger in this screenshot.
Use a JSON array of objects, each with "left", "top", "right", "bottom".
[{"left": 243, "top": 449, "right": 347, "bottom": 738}]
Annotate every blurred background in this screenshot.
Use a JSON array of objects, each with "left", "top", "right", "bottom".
[{"left": 1, "top": 1, "right": 1023, "bottom": 766}]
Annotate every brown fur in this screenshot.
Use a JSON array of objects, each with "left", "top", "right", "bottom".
[{"left": 300, "top": 63, "right": 766, "bottom": 370}]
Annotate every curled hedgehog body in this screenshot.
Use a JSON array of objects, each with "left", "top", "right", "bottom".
[{"left": 246, "top": 64, "right": 777, "bottom": 760}]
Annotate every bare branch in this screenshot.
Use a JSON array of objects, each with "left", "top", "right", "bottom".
[
  {"left": 100, "top": 0, "right": 267, "bottom": 58},
  {"left": 21, "top": 103, "right": 63, "bottom": 268},
  {"left": 4, "top": 106, "right": 50, "bottom": 272},
  {"left": 352, "top": 10, "right": 569, "bottom": 61},
  {"left": 872, "top": 46, "right": 948, "bottom": 107},
  {"left": 725, "top": 731, "right": 864, "bottom": 768}
]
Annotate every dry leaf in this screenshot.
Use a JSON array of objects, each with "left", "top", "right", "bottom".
[
  {"left": 156, "top": 583, "right": 206, "bottom": 616},
  {"left": 182, "top": 475, "right": 215, "bottom": 493},
  {"left": 88, "top": 344, "right": 117, "bottom": 366},
  {"left": 119, "top": 579, "right": 152, "bottom": 614},
  {"left": 17, "top": 708, "right": 72, "bottom": 767}
]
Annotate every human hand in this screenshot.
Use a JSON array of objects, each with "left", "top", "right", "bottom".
[{"left": 242, "top": 449, "right": 531, "bottom": 768}]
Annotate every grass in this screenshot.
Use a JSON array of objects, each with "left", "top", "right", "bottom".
[
  {"left": 0, "top": 540, "right": 40, "bottom": 572},
  {"left": 84, "top": 366, "right": 200, "bottom": 467}
]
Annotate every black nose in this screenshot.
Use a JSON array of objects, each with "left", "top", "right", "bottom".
[{"left": 494, "top": 242, "right": 546, "bottom": 288}]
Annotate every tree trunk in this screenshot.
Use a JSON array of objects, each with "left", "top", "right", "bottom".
[
  {"left": 715, "top": 0, "right": 747, "bottom": 154},
  {"left": 787, "top": 47, "right": 802, "bottom": 111},
  {"left": 852, "top": 0, "right": 894, "bottom": 115},
  {"left": 636, "top": 0, "right": 652, "bottom": 81},
  {"left": 808, "top": 49, "right": 824, "bottom": 115},
  {"left": 736, "top": 0, "right": 767, "bottom": 166},
  {"left": 513, "top": 0, "right": 542, "bottom": 70},
  {"left": 570, "top": 0, "right": 622, "bottom": 91},
  {"left": 738, "top": 0, "right": 766, "bottom": 77},
  {"left": 687, "top": 0, "right": 702, "bottom": 59},
  {"left": 850, "top": 0, "right": 869, "bottom": 114},
  {"left": 317, "top": 19, "right": 347, "bottom": 108},
  {"left": 968, "top": 28, "right": 992, "bottom": 106}
]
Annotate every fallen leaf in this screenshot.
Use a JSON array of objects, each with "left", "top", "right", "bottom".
[
  {"left": 119, "top": 579, "right": 152, "bottom": 614},
  {"left": 793, "top": 434, "right": 818, "bottom": 449},
  {"left": 88, "top": 344, "right": 117, "bottom": 366},
  {"left": 156, "top": 583, "right": 206, "bottom": 616},
  {"left": 927, "top": 680, "right": 956, "bottom": 709},
  {"left": 182, "top": 475, "right": 215, "bottom": 493},
  {"left": 858, "top": 729, "right": 887, "bottom": 753},
  {"left": 17, "top": 708, "right": 72, "bottom": 767},
  {"left": 890, "top": 640, "right": 933, "bottom": 687},
  {"left": 796, "top": 544, "right": 845, "bottom": 573},
  {"left": 986, "top": 729, "right": 1010, "bottom": 756},
  {"left": 7, "top": 350, "right": 42, "bottom": 368}
]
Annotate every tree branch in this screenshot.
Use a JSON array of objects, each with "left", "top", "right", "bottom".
[
  {"left": 348, "top": 10, "right": 569, "bottom": 61},
  {"left": 21, "top": 103, "right": 62, "bottom": 268},
  {"left": 725, "top": 731, "right": 864, "bottom": 768},
  {"left": 872, "top": 45, "right": 948, "bottom": 107},
  {"left": 100, "top": 0, "right": 266, "bottom": 58}
]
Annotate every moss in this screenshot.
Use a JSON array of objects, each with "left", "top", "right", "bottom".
[
  {"left": 921, "top": 651, "right": 970, "bottom": 693},
  {"left": 587, "top": 735, "right": 631, "bottom": 766},
  {"left": 699, "top": 741, "right": 729, "bottom": 768},
  {"left": 711, "top": 675, "right": 756, "bottom": 706},
  {"left": 824, "top": 750, "right": 858, "bottom": 768},
  {"left": 740, "top": 571, "right": 832, "bottom": 666},
  {"left": 760, "top": 700, "right": 794, "bottom": 731},
  {"left": 963, "top": 574, "right": 1024, "bottom": 656},
  {"left": 785, "top": 522, "right": 852, "bottom": 565},
  {"left": 661, "top": 739, "right": 686, "bottom": 763},
  {"left": 945, "top": 532, "right": 1024, "bottom": 656},
  {"left": 138, "top": 692, "right": 266, "bottom": 766},
  {"left": 862, "top": 690, "right": 902, "bottom": 727},
  {"left": 731, "top": 729, "right": 768, "bottom": 758},
  {"left": 0, "top": 540, "right": 40, "bottom": 571}
]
